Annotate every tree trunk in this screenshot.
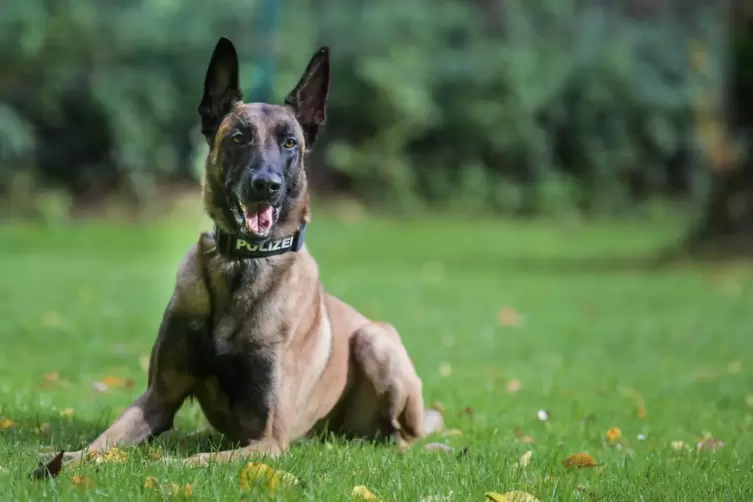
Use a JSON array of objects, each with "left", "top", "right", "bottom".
[{"left": 684, "top": 7, "right": 753, "bottom": 256}]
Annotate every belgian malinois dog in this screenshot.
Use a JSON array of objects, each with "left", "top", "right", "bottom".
[{"left": 58, "top": 37, "right": 441, "bottom": 467}]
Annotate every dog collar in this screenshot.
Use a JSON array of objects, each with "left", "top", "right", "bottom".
[{"left": 213, "top": 222, "right": 307, "bottom": 259}]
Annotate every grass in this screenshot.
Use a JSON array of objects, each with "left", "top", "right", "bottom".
[{"left": 1, "top": 210, "right": 753, "bottom": 501}]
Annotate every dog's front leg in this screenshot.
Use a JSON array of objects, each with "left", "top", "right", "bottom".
[
  {"left": 183, "top": 436, "right": 287, "bottom": 466},
  {"left": 62, "top": 388, "right": 179, "bottom": 464}
]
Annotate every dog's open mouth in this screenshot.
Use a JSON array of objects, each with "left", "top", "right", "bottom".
[{"left": 239, "top": 202, "right": 279, "bottom": 237}]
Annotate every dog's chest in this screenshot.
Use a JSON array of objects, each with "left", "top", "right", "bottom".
[{"left": 191, "top": 277, "right": 284, "bottom": 440}]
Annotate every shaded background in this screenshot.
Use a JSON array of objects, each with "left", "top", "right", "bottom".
[{"left": 0, "top": 0, "right": 749, "bottom": 256}]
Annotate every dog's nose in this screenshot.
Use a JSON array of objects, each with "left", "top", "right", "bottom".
[{"left": 251, "top": 173, "right": 282, "bottom": 197}]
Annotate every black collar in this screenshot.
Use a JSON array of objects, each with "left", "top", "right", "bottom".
[{"left": 213, "top": 222, "right": 307, "bottom": 259}]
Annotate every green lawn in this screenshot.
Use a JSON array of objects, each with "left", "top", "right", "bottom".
[{"left": 1, "top": 212, "right": 752, "bottom": 501}]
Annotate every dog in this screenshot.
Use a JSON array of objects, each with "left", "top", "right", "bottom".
[{"left": 57, "top": 37, "right": 442, "bottom": 467}]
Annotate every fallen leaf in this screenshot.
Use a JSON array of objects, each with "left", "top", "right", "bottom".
[
  {"left": 506, "top": 379, "right": 522, "bottom": 394},
  {"left": 352, "top": 485, "right": 380, "bottom": 500},
  {"left": 424, "top": 442, "right": 454, "bottom": 453},
  {"left": 92, "top": 382, "right": 109, "bottom": 393},
  {"left": 728, "top": 360, "right": 742, "bottom": 373},
  {"left": 459, "top": 406, "right": 475, "bottom": 417},
  {"left": 0, "top": 418, "right": 17, "bottom": 430},
  {"left": 443, "top": 428, "right": 463, "bottom": 437},
  {"left": 34, "top": 423, "right": 51, "bottom": 435},
  {"left": 518, "top": 450, "right": 533, "bottom": 468},
  {"left": 71, "top": 475, "right": 94, "bottom": 488},
  {"left": 536, "top": 410, "right": 550, "bottom": 421},
  {"left": 439, "top": 363, "right": 452, "bottom": 377},
  {"left": 670, "top": 441, "right": 686, "bottom": 452},
  {"left": 431, "top": 401, "right": 446, "bottom": 413},
  {"left": 513, "top": 427, "right": 536, "bottom": 444},
  {"left": 485, "top": 491, "right": 539, "bottom": 502},
  {"left": 239, "top": 462, "right": 299, "bottom": 494},
  {"left": 29, "top": 451, "right": 65, "bottom": 480},
  {"left": 139, "top": 354, "right": 151, "bottom": 372},
  {"left": 605, "top": 427, "right": 622, "bottom": 442},
  {"left": 562, "top": 453, "right": 598, "bottom": 469},
  {"left": 169, "top": 482, "right": 193, "bottom": 497},
  {"left": 95, "top": 447, "right": 127, "bottom": 463},
  {"left": 44, "top": 372, "right": 60, "bottom": 383},
  {"left": 61, "top": 408, "right": 74, "bottom": 417},
  {"left": 497, "top": 307, "right": 523, "bottom": 327},
  {"left": 144, "top": 476, "right": 159, "bottom": 489},
  {"left": 697, "top": 436, "right": 725, "bottom": 451}
]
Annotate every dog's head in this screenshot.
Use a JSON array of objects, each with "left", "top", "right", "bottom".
[{"left": 198, "top": 37, "right": 329, "bottom": 241}]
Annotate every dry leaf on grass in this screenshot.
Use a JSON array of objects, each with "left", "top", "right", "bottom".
[
  {"left": 71, "top": 475, "right": 94, "bottom": 488},
  {"left": 352, "top": 485, "right": 381, "bottom": 500},
  {"left": 95, "top": 447, "right": 127, "bottom": 464},
  {"left": 605, "top": 427, "right": 622, "bottom": 442},
  {"left": 506, "top": 379, "right": 522, "bottom": 394},
  {"left": 497, "top": 307, "right": 523, "bottom": 327},
  {"left": 34, "top": 423, "right": 51, "bottom": 435},
  {"left": 239, "top": 462, "right": 299, "bottom": 494},
  {"left": 485, "top": 491, "right": 539, "bottom": 502},
  {"left": 144, "top": 477, "right": 192, "bottom": 497},
  {"left": 0, "top": 418, "right": 17, "bottom": 430},
  {"left": 93, "top": 376, "right": 135, "bottom": 393},
  {"left": 29, "top": 451, "right": 65, "bottom": 480},
  {"left": 518, "top": 450, "right": 533, "bottom": 469},
  {"left": 562, "top": 453, "right": 598, "bottom": 469},
  {"left": 513, "top": 427, "right": 536, "bottom": 444}
]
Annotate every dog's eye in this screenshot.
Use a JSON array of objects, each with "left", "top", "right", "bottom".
[
  {"left": 282, "top": 138, "right": 297, "bottom": 149},
  {"left": 230, "top": 132, "right": 245, "bottom": 144}
]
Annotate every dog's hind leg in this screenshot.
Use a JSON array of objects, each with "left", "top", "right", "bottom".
[{"left": 349, "top": 321, "right": 444, "bottom": 442}]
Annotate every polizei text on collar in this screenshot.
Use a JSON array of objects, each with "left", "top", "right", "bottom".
[{"left": 236, "top": 236, "right": 295, "bottom": 252}]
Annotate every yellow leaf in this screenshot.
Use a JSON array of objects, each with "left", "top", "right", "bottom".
[
  {"left": 352, "top": 485, "right": 380, "bottom": 500},
  {"left": 61, "top": 408, "right": 75, "bottom": 417},
  {"left": 506, "top": 379, "right": 521, "bottom": 393},
  {"left": 239, "top": 462, "right": 299, "bottom": 494},
  {"left": 0, "top": 418, "right": 17, "bottom": 430},
  {"left": 100, "top": 376, "right": 135, "bottom": 390},
  {"left": 605, "top": 427, "right": 622, "bottom": 442},
  {"left": 71, "top": 475, "right": 93, "bottom": 488},
  {"left": 485, "top": 491, "right": 540, "bottom": 502},
  {"left": 562, "top": 453, "right": 597, "bottom": 469},
  {"left": 96, "top": 447, "right": 127, "bottom": 463},
  {"left": 35, "top": 423, "right": 51, "bottom": 435},
  {"left": 518, "top": 450, "right": 533, "bottom": 469},
  {"left": 144, "top": 476, "right": 159, "bottom": 489}
]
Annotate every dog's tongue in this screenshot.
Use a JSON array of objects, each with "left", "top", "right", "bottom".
[{"left": 245, "top": 204, "right": 274, "bottom": 234}]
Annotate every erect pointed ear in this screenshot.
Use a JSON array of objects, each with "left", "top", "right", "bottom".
[
  {"left": 284, "top": 47, "right": 330, "bottom": 147},
  {"left": 198, "top": 37, "right": 243, "bottom": 143}
]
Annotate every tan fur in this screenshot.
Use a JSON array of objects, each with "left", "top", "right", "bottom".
[{"left": 53, "top": 39, "right": 442, "bottom": 469}]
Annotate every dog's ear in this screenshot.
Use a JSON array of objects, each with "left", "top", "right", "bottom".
[
  {"left": 284, "top": 47, "right": 330, "bottom": 147},
  {"left": 198, "top": 37, "right": 243, "bottom": 143}
]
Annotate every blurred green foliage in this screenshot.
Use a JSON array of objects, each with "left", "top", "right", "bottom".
[{"left": 0, "top": 0, "right": 728, "bottom": 216}]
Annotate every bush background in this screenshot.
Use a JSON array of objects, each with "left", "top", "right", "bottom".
[{"left": 0, "top": 1, "right": 735, "bottom": 230}]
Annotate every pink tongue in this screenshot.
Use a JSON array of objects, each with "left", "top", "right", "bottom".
[{"left": 245, "top": 204, "right": 274, "bottom": 233}]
